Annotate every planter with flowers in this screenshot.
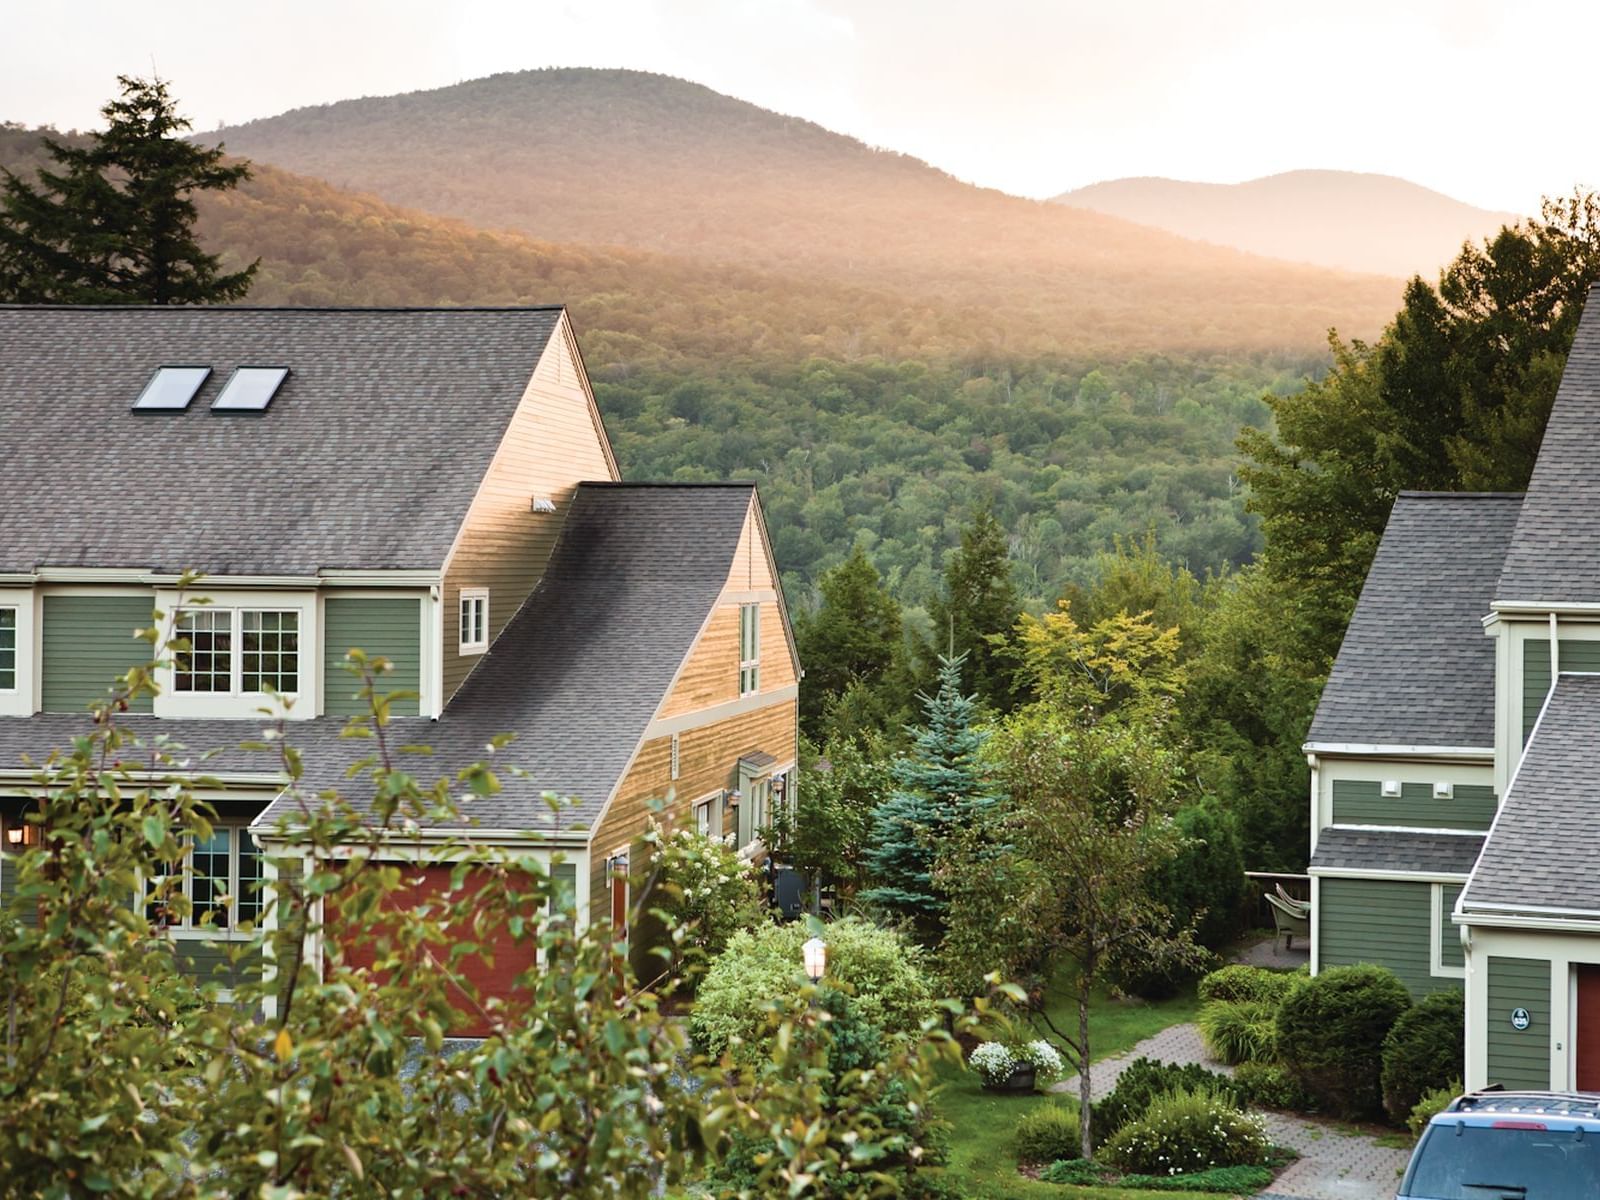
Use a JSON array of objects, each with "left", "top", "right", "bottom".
[{"left": 969, "top": 1039, "right": 1066, "bottom": 1094}]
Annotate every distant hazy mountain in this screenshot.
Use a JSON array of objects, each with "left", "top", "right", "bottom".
[
  {"left": 1054, "top": 170, "right": 1521, "bottom": 278},
  {"left": 209, "top": 69, "right": 1400, "bottom": 355}
]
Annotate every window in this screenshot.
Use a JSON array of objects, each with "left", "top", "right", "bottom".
[
  {"left": 176, "top": 607, "right": 298, "bottom": 695},
  {"left": 459, "top": 589, "right": 489, "bottom": 654},
  {"left": 212, "top": 366, "right": 288, "bottom": 413},
  {"left": 738, "top": 603, "right": 760, "bottom": 695},
  {"left": 147, "top": 825, "right": 263, "bottom": 930},
  {"left": 670, "top": 733, "right": 681, "bottom": 781},
  {"left": 0, "top": 608, "right": 14, "bottom": 691},
  {"left": 695, "top": 797, "right": 713, "bottom": 837},
  {"left": 132, "top": 365, "right": 210, "bottom": 412}
]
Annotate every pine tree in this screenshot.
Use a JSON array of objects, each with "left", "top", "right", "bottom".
[
  {"left": 795, "top": 544, "right": 906, "bottom": 740},
  {"left": 925, "top": 506, "right": 1021, "bottom": 711},
  {"left": 0, "top": 76, "right": 256, "bottom": 304},
  {"left": 861, "top": 654, "right": 996, "bottom": 935}
]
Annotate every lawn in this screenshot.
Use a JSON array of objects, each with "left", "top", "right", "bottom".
[{"left": 935, "top": 966, "right": 1204, "bottom": 1199}]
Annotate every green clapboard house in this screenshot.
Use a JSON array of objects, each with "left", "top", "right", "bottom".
[
  {"left": 1307, "top": 283, "right": 1600, "bottom": 1092},
  {"left": 0, "top": 306, "right": 800, "bottom": 1025}
]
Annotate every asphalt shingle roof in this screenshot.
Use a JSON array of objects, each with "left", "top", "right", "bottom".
[
  {"left": 1306, "top": 491, "right": 1522, "bottom": 749},
  {"left": 0, "top": 306, "right": 562, "bottom": 574},
  {"left": 1462, "top": 673, "right": 1600, "bottom": 917},
  {"left": 1496, "top": 287, "right": 1600, "bottom": 604},
  {"left": 1309, "top": 827, "right": 1485, "bottom": 877}
]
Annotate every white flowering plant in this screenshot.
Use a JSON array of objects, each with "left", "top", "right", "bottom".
[
  {"left": 969, "top": 1041, "right": 1018, "bottom": 1086},
  {"left": 970, "top": 1036, "right": 1067, "bottom": 1089},
  {"left": 1101, "top": 1086, "right": 1271, "bottom": 1176},
  {"left": 1017, "top": 1038, "right": 1067, "bottom": 1084},
  {"left": 652, "top": 823, "right": 768, "bottom": 983}
]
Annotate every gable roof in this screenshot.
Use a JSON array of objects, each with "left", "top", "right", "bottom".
[
  {"left": 1496, "top": 287, "right": 1600, "bottom": 604},
  {"left": 255, "top": 481, "right": 760, "bottom": 832},
  {"left": 1461, "top": 672, "right": 1600, "bottom": 918},
  {"left": 0, "top": 305, "right": 563, "bottom": 575},
  {"left": 1306, "top": 491, "right": 1522, "bottom": 750}
]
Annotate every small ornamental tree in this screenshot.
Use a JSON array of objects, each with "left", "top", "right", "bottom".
[{"left": 862, "top": 654, "right": 998, "bottom": 936}]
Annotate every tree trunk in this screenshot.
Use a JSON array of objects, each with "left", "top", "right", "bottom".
[{"left": 1078, "top": 971, "right": 1093, "bottom": 1160}]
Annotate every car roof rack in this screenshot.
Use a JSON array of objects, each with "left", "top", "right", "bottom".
[{"left": 1449, "top": 1090, "right": 1600, "bottom": 1118}]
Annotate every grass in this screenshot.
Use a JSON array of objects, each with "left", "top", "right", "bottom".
[{"left": 936, "top": 965, "right": 1206, "bottom": 1198}]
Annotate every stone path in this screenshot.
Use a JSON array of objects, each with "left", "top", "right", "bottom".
[{"left": 1051, "top": 1023, "right": 1410, "bottom": 1200}]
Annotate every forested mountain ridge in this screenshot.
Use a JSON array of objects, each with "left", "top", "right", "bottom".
[
  {"left": 206, "top": 68, "right": 1401, "bottom": 357},
  {"left": 1055, "top": 169, "right": 1520, "bottom": 278}
]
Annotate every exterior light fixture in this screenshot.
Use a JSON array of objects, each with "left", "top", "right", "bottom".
[
  {"left": 4, "top": 826, "right": 21, "bottom": 846},
  {"left": 803, "top": 936, "right": 828, "bottom": 984}
]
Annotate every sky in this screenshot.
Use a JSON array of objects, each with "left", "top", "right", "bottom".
[{"left": 4, "top": 0, "right": 1594, "bottom": 215}]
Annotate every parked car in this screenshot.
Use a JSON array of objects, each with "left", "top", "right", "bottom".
[{"left": 1399, "top": 1090, "right": 1600, "bottom": 1199}]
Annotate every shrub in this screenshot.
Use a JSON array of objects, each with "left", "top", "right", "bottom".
[
  {"left": 1039, "top": 1158, "right": 1103, "bottom": 1185},
  {"left": 1144, "top": 798, "right": 1251, "bottom": 949},
  {"left": 1233, "top": 1061, "right": 1317, "bottom": 1112},
  {"left": 1381, "top": 989, "right": 1464, "bottom": 1123},
  {"left": 690, "top": 917, "right": 933, "bottom": 1065},
  {"left": 1111, "top": 942, "right": 1217, "bottom": 1001},
  {"left": 1093, "top": 1058, "right": 1242, "bottom": 1144},
  {"left": 1408, "top": 1080, "right": 1462, "bottom": 1141},
  {"left": 1101, "top": 1087, "right": 1271, "bottom": 1176},
  {"left": 1014, "top": 1104, "right": 1081, "bottom": 1163},
  {"left": 1275, "top": 964, "right": 1412, "bottom": 1119},
  {"left": 1197, "top": 998, "right": 1279, "bottom": 1065},
  {"left": 1198, "top": 963, "right": 1296, "bottom": 1006},
  {"left": 651, "top": 826, "right": 768, "bottom": 981},
  {"left": 1119, "top": 1165, "right": 1277, "bottom": 1193}
]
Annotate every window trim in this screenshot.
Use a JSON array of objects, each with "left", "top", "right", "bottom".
[
  {"left": 459, "top": 588, "right": 489, "bottom": 655},
  {"left": 738, "top": 602, "right": 760, "bottom": 696},
  {"left": 173, "top": 605, "right": 301, "bottom": 698},
  {"left": 0, "top": 605, "right": 16, "bottom": 694},
  {"left": 144, "top": 822, "right": 264, "bottom": 938},
  {"left": 154, "top": 589, "right": 316, "bottom": 720}
]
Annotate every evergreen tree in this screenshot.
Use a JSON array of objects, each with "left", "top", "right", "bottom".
[
  {"left": 924, "top": 506, "right": 1021, "bottom": 711},
  {"left": 862, "top": 654, "right": 996, "bottom": 936},
  {"left": 794, "top": 544, "right": 906, "bottom": 741},
  {"left": 0, "top": 76, "right": 256, "bottom": 304}
]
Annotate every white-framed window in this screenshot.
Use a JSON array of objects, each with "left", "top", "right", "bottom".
[
  {"left": 738, "top": 603, "right": 760, "bottom": 695},
  {"left": 695, "top": 798, "right": 712, "bottom": 837},
  {"left": 0, "top": 607, "right": 15, "bottom": 692},
  {"left": 146, "top": 824, "right": 264, "bottom": 932},
  {"left": 459, "top": 589, "right": 489, "bottom": 655},
  {"left": 670, "top": 733, "right": 681, "bottom": 781},
  {"left": 175, "top": 606, "right": 300, "bottom": 695}
]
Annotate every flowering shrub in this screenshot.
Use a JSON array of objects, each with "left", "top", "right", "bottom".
[
  {"left": 1019, "top": 1038, "right": 1067, "bottom": 1083},
  {"left": 969, "top": 1042, "right": 1018, "bottom": 1086},
  {"left": 1101, "top": 1087, "right": 1271, "bottom": 1176},
  {"left": 652, "top": 824, "right": 767, "bottom": 980}
]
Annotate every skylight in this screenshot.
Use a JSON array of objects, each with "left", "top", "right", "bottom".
[
  {"left": 212, "top": 367, "right": 290, "bottom": 413},
  {"left": 132, "top": 366, "right": 211, "bottom": 412}
]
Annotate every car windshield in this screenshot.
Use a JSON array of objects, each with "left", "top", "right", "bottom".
[{"left": 1404, "top": 1124, "right": 1600, "bottom": 1199}]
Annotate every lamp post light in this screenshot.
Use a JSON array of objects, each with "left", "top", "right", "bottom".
[{"left": 802, "top": 935, "right": 828, "bottom": 985}]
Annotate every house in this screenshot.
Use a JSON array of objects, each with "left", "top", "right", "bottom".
[
  {"left": 1306, "top": 285, "right": 1600, "bottom": 1091},
  {"left": 0, "top": 305, "right": 799, "bottom": 1031}
]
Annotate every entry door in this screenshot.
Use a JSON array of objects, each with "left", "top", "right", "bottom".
[{"left": 1575, "top": 965, "right": 1600, "bottom": 1090}]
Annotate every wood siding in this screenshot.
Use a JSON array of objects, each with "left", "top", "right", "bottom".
[
  {"left": 1440, "top": 884, "right": 1464, "bottom": 969},
  {"left": 588, "top": 700, "right": 796, "bottom": 914},
  {"left": 1523, "top": 638, "right": 1600, "bottom": 740},
  {"left": 41, "top": 594, "right": 155, "bottom": 713},
  {"left": 1330, "top": 779, "right": 1497, "bottom": 832},
  {"left": 441, "top": 321, "right": 618, "bottom": 704},
  {"left": 323, "top": 596, "right": 423, "bottom": 717},
  {"left": 1486, "top": 955, "right": 1552, "bottom": 1090},
  {"left": 1318, "top": 877, "right": 1451, "bottom": 996}
]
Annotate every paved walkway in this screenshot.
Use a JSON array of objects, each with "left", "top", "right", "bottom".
[
  {"left": 1233, "top": 930, "right": 1310, "bottom": 970},
  {"left": 1051, "top": 1023, "right": 1410, "bottom": 1200}
]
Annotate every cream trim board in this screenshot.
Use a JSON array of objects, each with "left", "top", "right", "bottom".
[
  {"left": 0, "top": 588, "right": 36, "bottom": 717},
  {"left": 644, "top": 683, "right": 798, "bottom": 739},
  {"left": 1309, "top": 875, "right": 1321, "bottom": 975},
  {"left": 1325, "top": 823, "right": 1487, "bottom": 837},
  {"left": 1302, "top": 742, "right": 1494, "bottom": 760},
  {"left": 1430, "top": 883, "right": 1466, "bottom": 979},
  {"left": 1309, "top": 866, "right": 1471, "bottom": 883}
]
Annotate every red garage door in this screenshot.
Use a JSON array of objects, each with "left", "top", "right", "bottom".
[{"left": 334, "top": 864, "right": 540, "bottom": 1038}]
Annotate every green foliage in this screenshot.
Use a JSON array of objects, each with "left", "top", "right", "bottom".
[
  {"left": 765, "top": 736, "right": 888, "bottom": 896},
  {"left": 1011, "top": 602, "right": 1186, "bottom": 725},
  {"left": 1117, "top": 1164, "right": 1277, "bottom": 1193},
  {"left": 0, "top": 77, "right": 255, "bottom": 303},
  {"left": 922, "top": 506, "right": 1022, "bottom": 710},
  {"left": 1407, "top": 1080, "right": 1463, "bottom": 1141},
  {"left": 1014, "top": 1104, "right": 1083, "bottom": 1164},
  {"left": 1144, "top": 799, "right": 1249, "bottom": 950},
  {"left": 1092, "top": 1058, "right": 1243, "bottom": 1146},
  {"left": 861, "top": 655, "right": 997, "bottom": 934},
  {"left": 648, "top": 824, "right": 768, "bottom": 984},
  {"left": 1197, "top": 999, "right": 1280, "bottom": 1065},
  {"left": 1038, "top": 1157, "right": 1106, "bottom": 1185},
  {"left": 1100, "top": 1087, "right": 1271, "bottom": 1176},
  {"left": 1381, "top": 989, "right": 1465, "bottom": 1124},
  {"left": 690, "top": 917, "right": 934, "bottom": 1066},
  {"left": 1197, "top": 963, "right": 1298, "bottom": 1006},
  {"left": 1233, "top": 1061, "right": 1318, "bottom": 1112},
  {"left": 1275, "top": 964, "right": 1413, "bottom": 1119},
  {"left": 796, "top": 544, "right": 909, "bottom": 741}
]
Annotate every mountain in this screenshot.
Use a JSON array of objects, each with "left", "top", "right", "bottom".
[
  {"left": 208, "top": 69, "right": 1401, "bottom": 356},
  {"left": 1054, "top": 170, "right": 1521, "bottom": 278}
]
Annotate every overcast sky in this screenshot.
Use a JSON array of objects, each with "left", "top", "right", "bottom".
[{"left": 5, "top": 0, "right": 1593, "bottom": 214}]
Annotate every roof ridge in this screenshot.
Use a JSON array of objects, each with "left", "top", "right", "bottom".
[
  {"left": 577, "top": 480, "right": 757, "bottom": 489},
  {"left": 1396, "top": 490, "right": 1525, "bottom": 500}
]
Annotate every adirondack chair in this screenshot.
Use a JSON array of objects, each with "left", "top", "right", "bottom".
[
  {"left": 1265, "top": 891, "right": 1311, "bottom": 950},
  {"left": 1274, "top": 882, "right": 1311, "bottom": 919}
]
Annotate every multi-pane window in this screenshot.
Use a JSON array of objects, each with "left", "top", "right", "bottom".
[
  {"left": 459, "top": 589, "right": 488, "bottom": 654},
  {"left": 146, "top": 825, "right": 263, "bottom": 930},
  {"left": 738, "top": 603, "right": 760, "bottom": 695},
  {"left": 175, "top": 608, "right": 298, "bottom": 694},
  {"left": 0, "top": 608, "right": 14, "bottom": 691}
]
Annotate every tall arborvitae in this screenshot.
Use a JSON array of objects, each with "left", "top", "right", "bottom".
[
  {"left": 0, "top": 76, "right": 256, "bottom": 304},
  {"left": 862, "top": 654, "right": 996, "bottom": 937},
  {"left": 925, "top": 506, "right": 1022, "bottom": 712}
]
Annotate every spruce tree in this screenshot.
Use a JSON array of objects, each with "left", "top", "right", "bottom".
[
  {"left": 925, "top": 506, "right": 1021, "bottom": 711},
  {"left": 795, "top": 544, "right": 906, "bottom": 740},
  {"left": 0, "top": 76, "right": 256, "bottom": 304},
  {"left": 862, "top": 654, "right": 996, "bottom": 936}
]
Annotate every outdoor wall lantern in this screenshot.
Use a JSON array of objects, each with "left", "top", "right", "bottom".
[
  {"left": 4, "top": 826, "right": 21, "bottom": 846},
  {"left": 803, "top": 936, "right": 828, "bottom": 984}
]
